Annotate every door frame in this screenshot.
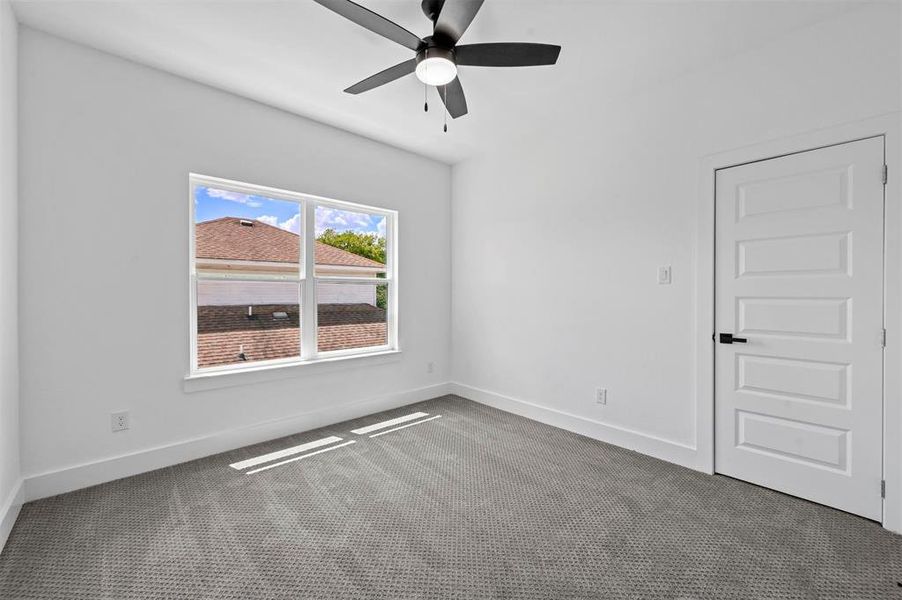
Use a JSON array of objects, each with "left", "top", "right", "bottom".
[{"left": 694, "top": 112, "right": 902, "bottom": 532}]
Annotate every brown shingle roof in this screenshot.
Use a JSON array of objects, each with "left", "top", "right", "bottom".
[
  {"left": 195, "top": 217, "right": 385, "bottom": 269},
  {"left": 196, "top": 303, "right": 387, "bottom": 368}
]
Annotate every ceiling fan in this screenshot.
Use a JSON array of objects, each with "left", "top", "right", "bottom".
[{"left": 312, "top": 0, "right": 561, "bottom": 121}]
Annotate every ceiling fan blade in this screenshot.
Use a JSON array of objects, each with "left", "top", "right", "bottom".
[
  {"left": 437, "top": 76, "right": 468, "bottom": 119},
  {"left": 312, "top": 0, "right": 422, "bottom": 51},
  {"left": 433, "top": 0, "right": 484, "bottom": 45},
  {"left": 344, "top": 59, "right": 417, "bottom": 94},
  {"left": 455, "top": 43, "right": 561, "bottom": 67}
]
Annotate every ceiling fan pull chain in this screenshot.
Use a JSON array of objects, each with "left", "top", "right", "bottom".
[
  {"left": 443, "top": 85, "right": 448, "bottom": 133},
  {"left": 424, "top": 83, "right": 428, "bottom": 112}
]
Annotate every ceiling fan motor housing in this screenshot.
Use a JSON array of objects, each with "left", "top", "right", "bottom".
[{"left": 416, "top": 43, "right": 455, "bottom": 67}]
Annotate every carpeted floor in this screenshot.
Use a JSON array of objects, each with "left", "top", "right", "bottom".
[{"left": 0, "top": 395, "right": 900, "bottom": 599}]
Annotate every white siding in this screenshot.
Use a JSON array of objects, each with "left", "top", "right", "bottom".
[
  {"left": 197, "top": 279, "right": 377, "bottom": 306},
  {"left": 196, "top": 280, "right": 298, "bottom": 306},
  {"left": 317, "top": 282, "right": 377, "bottom": 306}
]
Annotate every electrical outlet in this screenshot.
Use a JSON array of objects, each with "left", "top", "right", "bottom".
[
  {"left": 657, "top": 265, "right": 672, "bottom": 285},
  {"left": 596, "top": 388, "right": 607, "bottom": 405},
  {"left": 111, "top": 411, "right": 129, "bottom": 432},
  {"left": 427, "top": 361, "right": 435, "bottom": 374}
]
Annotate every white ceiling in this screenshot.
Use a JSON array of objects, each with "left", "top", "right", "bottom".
[{"left": 13, "top": 0, "right": 857, "bottom": 164}]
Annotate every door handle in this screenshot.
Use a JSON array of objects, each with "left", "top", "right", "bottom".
[{"left": 719, "top": 333, "right": 747, "bottom": 344}]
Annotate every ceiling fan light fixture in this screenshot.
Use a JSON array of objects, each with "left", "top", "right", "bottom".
[
  {"left": 415, "top": 48, "right": 457, "bottom": 86},
  {"left": 415, "top": 57, "right": 457, "bottom": 86}
]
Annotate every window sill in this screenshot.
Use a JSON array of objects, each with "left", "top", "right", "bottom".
[{"left": 183, "top": 349, "right": 402, "bottom": 393}]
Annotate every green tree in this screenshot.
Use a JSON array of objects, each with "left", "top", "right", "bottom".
[
  {"left": 317, "top": 228, "right": 386, "bottom": 263},
  {"left": 317, "top": 229, "right": 387, "bottom": 309}
]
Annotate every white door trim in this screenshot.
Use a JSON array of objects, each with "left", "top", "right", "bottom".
[{"left": 694, "top": 112, "right": 902, "bottom": 532}]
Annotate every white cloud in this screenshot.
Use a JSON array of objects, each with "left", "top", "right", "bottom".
[
  {"left": 257, "top": 213, "right": 301, "bottom": 234},
  {"left": 377, "top": 218, "right": 386, "bottom": 237},
  {"left": 255, "top": 213, "right": 300, "bottom": 234},
  {"left": 207, "top": 187, "right": 263, "bottom": 208},
  {"left": 256, "top": 215, "right": 279, "bottom": 227},
  {"left": 315, "top": 206, "right": 382, "bottom": 236},
  {"left": 279, "top": 213, "right": 301, "bottom": 234}
]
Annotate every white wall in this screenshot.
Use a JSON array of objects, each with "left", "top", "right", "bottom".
[
  {"left": 451, "top": 5, "right": 899, "bottom": 468},
  {"left": 18, "top": 28, "right": 451, "bottom": 494},
  {"left": 0, "top": 0, "right": 20, "bottom": 547}
]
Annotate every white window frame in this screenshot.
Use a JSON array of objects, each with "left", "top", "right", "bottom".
[{"left": 188, "top": 173, "right": 399, "bottom": 376}]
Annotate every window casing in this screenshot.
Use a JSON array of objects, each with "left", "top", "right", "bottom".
[{"left": 189, "top": 174, "right": 398, "bottom": 376}]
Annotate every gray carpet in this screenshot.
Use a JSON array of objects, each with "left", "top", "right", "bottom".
[{"left": 0, "top": 395, "right": 900, "bottom": 599}]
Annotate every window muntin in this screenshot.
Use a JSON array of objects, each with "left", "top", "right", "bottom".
[{"left": 190, "top": 175, "right": 396, "bottom": 374}]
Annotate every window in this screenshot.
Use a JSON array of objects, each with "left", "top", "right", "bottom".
[{"left": 189, "top": 174, "right": 397, "bottom": 375}]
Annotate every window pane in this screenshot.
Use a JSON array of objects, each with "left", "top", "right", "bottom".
[
  {"left": 317, "top": 282, "right": 388, "bottom": 352},
  {"left": 194, "top": 185, "right": 301, "bottom": 278},
  {"left": 196, "top": 280, "right": 300, "bottom": 368},
  {"left": 314, "top": 205, "right": 386, "bottom": 278}
]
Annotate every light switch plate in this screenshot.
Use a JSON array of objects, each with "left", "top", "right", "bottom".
[
  {"left": 657, "top": 265, "right": 672, "bottom": 285},
  {"left": 596, "top": 388, "right": 607, "bottom": 405}
]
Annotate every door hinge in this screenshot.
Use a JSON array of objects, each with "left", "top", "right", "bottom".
[
  {"left": 883, "top": 164, "right": 888, "bottom": 185},
  {"left": 882, "top": 329, "right": 887, "bottom": 348},
  {"left": 881, "top": 480, "right": 886, "bottom": 498}
]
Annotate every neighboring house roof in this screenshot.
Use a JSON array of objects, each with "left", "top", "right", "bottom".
[
  {"left": 195, "top": 217, "right": 385, "bottom": 269},
  {"left": 196, "top": 303, "right": 386, "bottom": 368}
]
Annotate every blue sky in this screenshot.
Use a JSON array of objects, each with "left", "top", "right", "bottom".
[{"left": 194, "top": 186, "right": 385, "bottom": 237}]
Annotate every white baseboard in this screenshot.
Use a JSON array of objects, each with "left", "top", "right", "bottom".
[
  {"left": 0, "top": 478, "right": 24, "bottom": 554},
  {"left": 450, "top": 382, "right": 700, "bottom": 471},
  {"left": 25, "top": 383, "right": 451, "bottom": 502},
  {"left": 23, "top": 381, "right": 699, "bottom": 503}
]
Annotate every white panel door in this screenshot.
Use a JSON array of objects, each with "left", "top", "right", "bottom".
[{"left": 715, "top": 137, "right": 885, "bottom": 520}]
